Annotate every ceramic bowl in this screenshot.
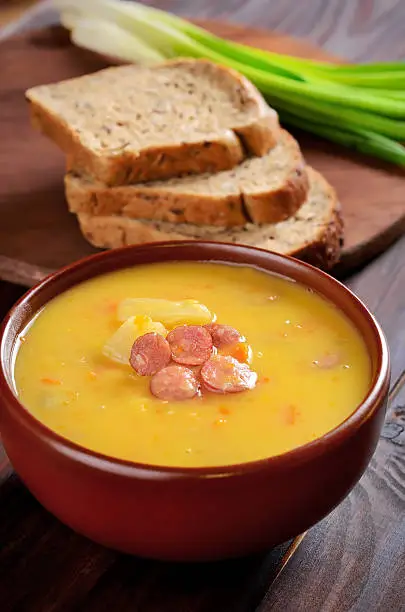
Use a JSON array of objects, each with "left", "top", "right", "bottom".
[{"left": 0, "top": 242, "right": 390, "bottom": 561}]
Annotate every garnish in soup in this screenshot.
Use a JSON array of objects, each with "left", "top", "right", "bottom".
[
  {"left": 126, "top": 320, "right": 256, "bottom": 401},
  {"left": 14, "top": 262, "right": 371, "bottom": 467}
]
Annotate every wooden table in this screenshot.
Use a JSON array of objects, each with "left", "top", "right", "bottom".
[{"left": 1, "top": 2, "right": 404, "bottom": 611}]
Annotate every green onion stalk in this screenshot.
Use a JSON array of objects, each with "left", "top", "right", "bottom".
[{"left": 54, "top": 0, "right": 405, "bottom": 167}]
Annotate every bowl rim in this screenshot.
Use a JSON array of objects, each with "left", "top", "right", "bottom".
[{"left": 0, "top": 241, "right": 390, "bottom": 478}]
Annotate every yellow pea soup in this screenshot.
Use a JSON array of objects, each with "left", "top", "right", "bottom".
[{"left": 14, "top": 262, "right": 371, "bottom": 468}]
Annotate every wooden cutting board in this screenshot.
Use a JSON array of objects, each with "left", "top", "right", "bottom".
[{"left": 0, "top": 23, "right": 404, "bottom": 287}]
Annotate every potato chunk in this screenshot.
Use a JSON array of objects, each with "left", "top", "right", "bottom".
[
  {"left": 103, "top": 315, "right": 167, "bottom": 365},
  {"left": 117, "top": 298, "right": 213, "bottom": 328}
]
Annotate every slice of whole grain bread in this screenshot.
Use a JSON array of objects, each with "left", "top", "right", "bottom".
[
  {"left": 26, "top": 59, "right": 280, "bottom": 186},
  {"left": 77, "top": 167, "right": 343, "bottom": 269},
  {"left": 65, "top": 130, "right": 308, "bottom": 226}
]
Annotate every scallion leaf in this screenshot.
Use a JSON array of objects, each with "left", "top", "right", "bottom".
[{"left": 53, "top": 0, "right": 405, "bottom": 167}]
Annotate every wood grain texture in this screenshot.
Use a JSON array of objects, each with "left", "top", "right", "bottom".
[
  {"left": 0, "top": 2, "right": 405, "bottom": 612},
  {"left": 0, "top": 23, "right": 404, "bottom": 287}
]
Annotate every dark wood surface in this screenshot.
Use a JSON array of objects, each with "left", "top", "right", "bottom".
[
  {"left": 1, "top": 22, "right": 405, "bottom": 286},
  {"left": 0, "top": 2, "right": 405, "bottom": 611}
]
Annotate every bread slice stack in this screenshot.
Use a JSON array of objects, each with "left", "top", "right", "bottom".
[{"left": 26, "top": 59, "right": 343, "bottom": 269}]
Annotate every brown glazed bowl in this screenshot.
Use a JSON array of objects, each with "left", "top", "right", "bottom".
[{"left": 0, "top": 242, "right": 390, "bottom": 561}]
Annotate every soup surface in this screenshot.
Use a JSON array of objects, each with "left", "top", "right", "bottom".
[{"left": 14, "top": 262, "right": 371, "bottom": 467}]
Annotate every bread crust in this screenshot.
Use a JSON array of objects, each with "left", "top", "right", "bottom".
[
  {"left": 77, "top": 168, "right": 343, "bottom": 270},
  {"left": 292, "top": 203, "right": 344, "bottom": 269},
  {"left": 27, "top": 59, "right": 280, "bottom": 187},
  {"left": 66, "top": 131, "right": 308, "bottom": 227},
  {"left": 65, "top": 172, "right": 248, "bottom": 226},
  {"left": 243, "top": 160, "right": 308, "bottom": 224}
]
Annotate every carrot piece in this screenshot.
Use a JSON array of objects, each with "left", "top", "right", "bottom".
[
  {"left": 40, "top": 377, "right": 62, "bottom": 386},
  {"left": 102, "top": 300, "right": 119, "bottom": 317},
  {"left": 219, "top": 341, "right": 251, "bottom": 363},
  {"left": 284, "top": 404, "right": 299, "bottom": 425},
  {"left": 219, "top": 406, "right": 231, "bottom": 415}
]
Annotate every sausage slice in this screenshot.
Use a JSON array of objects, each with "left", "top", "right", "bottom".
[
  {"left": 150, "top": 365, "right": 200, "bottom": 401},
  {"left": 130, "top": 332, "right": 171, "bottom": 376},
  {"left": 167, "top": 325, "right": 213, "bottom": 366},
  {"left": 201, "top": 355, "right": 257, "bottom": 393},
  {"left": 205, "top": 324, "right": 243, "bottom": 348}
]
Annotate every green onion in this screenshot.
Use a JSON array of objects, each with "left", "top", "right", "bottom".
[
  {"left": 54, "top": 0, "right": 405, "bottom": 167},
  {"left": 67, "top": 17, "right": 165, "bottom": 64},
  {"left": 268, "top": 93, "right": 405, "bottom": 139},
  {"left": 280, "top": 111, "right": 405, "bottom": 167},
  {"left": 303, "top": 68, "right": 405, "bottom": 89}
]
